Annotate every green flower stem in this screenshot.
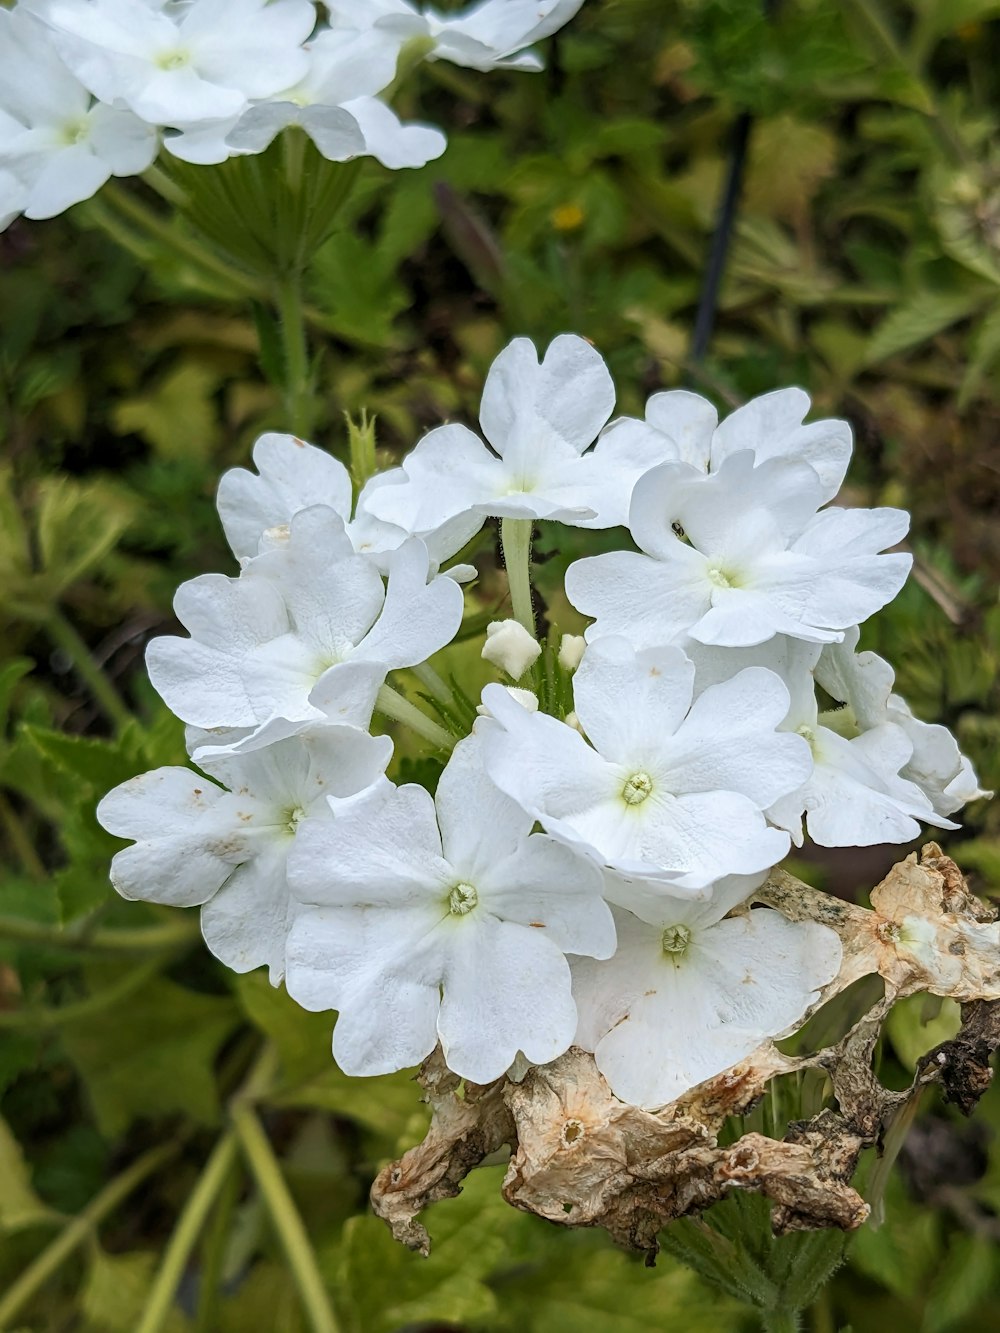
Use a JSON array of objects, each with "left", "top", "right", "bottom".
[
  {"left": 141, "top": 163, "right": 190, "bottom": 209},
  {"left": 411, "top": 661, "right": 454, "bottom": 706},
  {"left": 500, "top": 517, "right": 535, "bottom": 635},
  {"left": 0, "top": 792, "right": 45, "bottom": 879},
  {"left": 43, "top": 605, "right": 132, "bottom": 732},
  {"left": 275, "top": 271, "right": 313, "bottom": 437},
  {"left": 376, "top": 683, "right": 456, "bottom": 750},
  {"left": 194, "top": 1151, "right": 242, "bottom": 1333},
  {"left": 0, "top": 955, "right": 168, "bottom": 1031},
  {"left": 761, "top": 1308, "right": 800, "bottom": 1333},
  {"left": 0, "top": 1139, "right": 183, "bottom": 1332},
  {"left": 232, "top": 1098, "right": 341, "bottom": 1333},
  {"left": 135, "top": 1132, "right": 241, "bottom": 1333},
  {"left": 0, "top": 913, "right": 199, "bottom": 955}
]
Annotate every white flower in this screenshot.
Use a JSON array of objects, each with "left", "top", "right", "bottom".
[
  {"left": 146, "top": 505, "right": 464, "bottom": 754},
  {"left": 97, "top": 728, "right": 392, "bottom": 983},
  {"left": 481, "top": 619, "right": 541, "bottom": 680},
  {"left": 686, "top": 636, "right": 959, "bottom": 847},
  {"left": 572, "top": 876, "right": 842, "bottom": 1108},
  {"left": 477, "top": 637, "right": 807, "bottom": 894},
  {"left": 365, "top": 334, "right": 640, "bottom": 536},
  {"left": 0, "top": 166, "right": 27, "bottom": 230},
  {"left": 328, "top": 0, "right": 584, "bottom": 72},
  {"left": 566, "top": 450, "right": 912, "bottom": 649},
  {"left": 38, "top": 0, "right": 317, "bottom": 127},
  {"left": 166, "top": 27, "right": 446, "bottom": 168},
  {"left": 475, "top": 685, "right": 538, "bottom": 716},
  {"left": 815, "top": 628, "right": 989, "bottom": 820},
  {"left": 598, "top": 386, "right": 852, "bottom": 505},
  {"left": 284, "top": 735, "right": 615, "bottom": 1081},
  {"left": 216, "top": 432, "right": 478, "bottom": 577},
  {"left": 0, "top": 7, "right": 157, "bottom": 221}
]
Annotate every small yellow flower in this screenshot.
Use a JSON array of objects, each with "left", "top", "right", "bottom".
[{"left": 551, "top": 202, "right": 585, "bottom": 233}]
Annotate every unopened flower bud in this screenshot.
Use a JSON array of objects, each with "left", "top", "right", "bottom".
[
  {"left": 482, "top": 619, "right": 541, "bottom": 680},
  {"left": 476, "top": 687, "right": 539, "bottom": 718},
  {"left": 564, "top": 710, "right": 584, "bottom": 734},
  {"left": 558, "top": 634, "right": 586, "bottom": 672}
]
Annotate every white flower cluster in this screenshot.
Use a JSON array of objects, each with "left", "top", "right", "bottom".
[
  {"left": 99, "top": 334, "right": 986, "bottom": 1110},
  {"left": 0, "top": 0, "right": 583, "bottom": 228}
]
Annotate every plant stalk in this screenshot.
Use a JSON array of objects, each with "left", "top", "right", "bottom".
[
  {"left": 0, "top": 955, "right": 168, "bottom": 1031},
  {"left": 375, "top": 684, "right": 455, "bottom": 750},
  {"left": 232, "top": 1100, "right": 341, "bottom": 1333},
  {"left": 275, "top": 271, "right": 312, "bottom": 437},
  {"left": 0, "top": 913, "right": 199, "bottom": 955},
  {"left": 135, "top": 1132, "right": 241, "bottom": 1333},
  {"left": 0, "top": 792, "right": 45, "bottom": 879},
  {"left": 500, "top": 517, "right": 535, "bottom": 635},
  {"left": 761, "top": 1308, "right": 800, "bottom": 1333},
  {"left": 0, "top": 1140, "right": 182, "bottom": 1331},
  {"left": 411, "top": 661, "right": 453, "bottom": 706}
]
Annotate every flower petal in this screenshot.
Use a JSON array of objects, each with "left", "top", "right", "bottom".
[{"left": 437, "top": 915, "right": 578, "bottom": 1081}]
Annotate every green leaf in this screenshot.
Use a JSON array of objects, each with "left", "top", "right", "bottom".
[
  {"left": 959, "top": 301, "right": 1000, "bottom": 407},
  {"left": 0, "top": 658, "right": 32, "bottom": 738},
  {"left": 493, "top": 1228, "right": 744, "bottom": 1332},
  {"left": 0, "top": 873, "right": 58, "bottom": 927},
  {"left": 21, "top": 722, "right": 144, "bottom": 795},
  {"left": 234, "top": 973, "right": 426, "bottom": 1148},
  {"left": 884, "top": 993, "right": 961, "bottom": 1070},
  {"left": 849, "top": 1178, "right": 941, "bottom": 1300},
  {"left": 82, "top": 1248, "right": 189, "bottom": 1333},
  {"left": 914, "top": 0, "right": 1000, "bottom": 41},
  {"left": 922, "top": 1232, "right": 997, "bottom": 1333},
  {"left": 660, "top": 1216, "right": 778, "bottom": 1307},
  {"left": 0, "top": 1032, "right": 41, "bottom": 1098},
  {"left": 35, "top": 476, "right": 136, "bottom": 593},
  {"left": 62, "top": 970, "right": 238, "bottom": 1136},
  {"left": 954, "top": 836, "right": 1000, "bottom": 883},
  {"left": 0, "top": 1113, "right": 56, "bottom": 1234},
  {"left": 864, "top": 288, "right": 985, "bottom": 363},
  {"left": 310, "top": 231, "right": 409, "bottom": 349},
  {"left": 112, "top": 360, "right": 221, "bottom": 461},
  {"left": 330, "top": 1167, "right": 519, "bottom": 1333}
]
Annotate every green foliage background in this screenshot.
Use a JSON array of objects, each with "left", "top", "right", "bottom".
[{"left": 2, "top": 0, "right": 1000, "bottom": 1329}]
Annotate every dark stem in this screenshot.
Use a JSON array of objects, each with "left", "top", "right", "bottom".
[{"left": 689, "top": 109, "right": 753, "bottom": 365}]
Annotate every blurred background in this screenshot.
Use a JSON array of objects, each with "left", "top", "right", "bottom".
[{"left": 2, "top": 0, "right": 1000, "bottom": 1328}]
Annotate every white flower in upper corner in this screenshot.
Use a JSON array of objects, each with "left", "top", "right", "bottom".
[
  {"left": 686, "top": 636, "right": 960, "bottom": 847},
  {"left": 97, "top": 728, "right": 392, "bottom": 983},
  {"left": 165, "top": 27, "right": 446, "bottom": 168},
  {"left": 328, "top": 0, "right": 584, "bottom": 72},
  {"left": 365, "top": 334, "right": 646, "bottom": 537},
  {"left": 37, "top": 0, "right": 316, "bottom": 128},
  {"left": 598, "top": 386, "right": 852, "bottom": 506},
  {"left": 815, "top": 628, "right": 989, "bottom": 820},
  {"left": 572, "top": 876, "right": 842, "bottom": 1109},
  {"left": 477, "top": 637, "right": 808, "bottom": 894},
  {"left": 216, "top": 433, "right": 479, "bottom": 578},
  {"left": 146, "top": 505, "right": 464, "bottom": 755},
  {"left": 0, "top": 7, "right": 157, "bottom": 223},
  {"left": 566, "top": 449, "right": 912, "bottom": 649},
  {"left": 284, "top": 735, "right": 615, "bottom": 1082},
  {"left": 482, "top": 619, "right": 541, "bottom": 680}
]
